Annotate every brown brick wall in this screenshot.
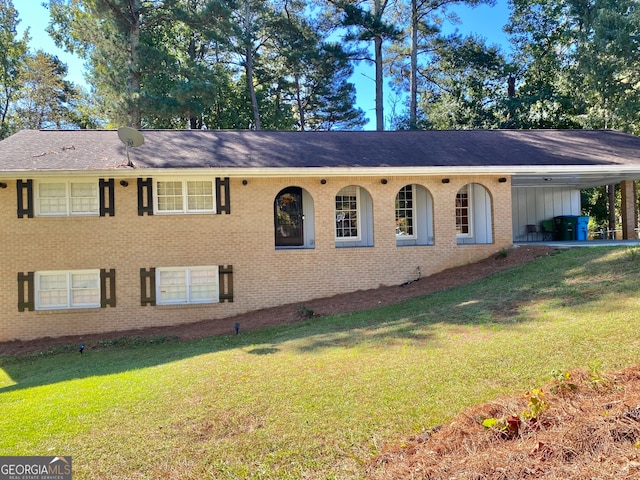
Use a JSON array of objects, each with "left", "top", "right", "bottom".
[
  {"left": 0, "top": 174, "right": 513, "bottom": 341},
  {"left": 620, "top": 180, "right": 638, "bottom": 240}
]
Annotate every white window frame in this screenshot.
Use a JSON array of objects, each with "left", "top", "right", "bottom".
[
  {"left": 335, "top": 186, "right": 361, "bottom": 241},
  {"left": 153, "top": 178, "right": 216, "bottom": 214},
  {"left": 156, "top": 266, "right": 220, "bottom": 305},
  {"left": 456, "top": 185, "right": 473, "bottom": 237},
  {"left": 35, "top": 269, "right": 101, "bottom": 310},
  {"left": 35, "top": 180, "right": 99, "bottom": 217},
  {"left": 396, "top": 184, "right": 417, "bottom": 239}
]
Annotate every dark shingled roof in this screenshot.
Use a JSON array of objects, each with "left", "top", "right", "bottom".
[{"left": 1, "top": 129, "right": 640, "bottom": 172}]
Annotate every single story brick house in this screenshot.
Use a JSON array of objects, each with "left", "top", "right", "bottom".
[{"left": 1, "top": 129, "right": 640, "bottom": 342}]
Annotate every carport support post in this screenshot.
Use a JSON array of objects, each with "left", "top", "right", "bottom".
[{"left": 620, "top": 180, "right": 638, "bottom": 240}]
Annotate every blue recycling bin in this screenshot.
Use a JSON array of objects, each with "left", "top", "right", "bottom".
[{"left": 576, "top": 216, "right": 589, "bottom": 241}]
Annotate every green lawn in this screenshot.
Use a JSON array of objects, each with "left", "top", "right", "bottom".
[{"left": 2, "top": 246, "right": 640, "bottom": 479}]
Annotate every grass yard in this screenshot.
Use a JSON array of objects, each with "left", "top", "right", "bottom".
[{"left": 2, "top": 246, "right": 640, "bottom": 479}]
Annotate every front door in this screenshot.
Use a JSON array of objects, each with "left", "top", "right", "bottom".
[{"left": 275, "top": 187, "right": 304, "bottom": 247}]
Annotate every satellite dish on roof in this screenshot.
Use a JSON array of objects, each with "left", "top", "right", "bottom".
[
  {"left": 118, "top": 126, "right": 144, "bottom": 147},
  {"left": 117, "top": 127, "right": 144, "bottom": 167}
]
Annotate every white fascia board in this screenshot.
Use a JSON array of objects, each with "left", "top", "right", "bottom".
[
  {"left": 3, "top": 164, "right": 640, "bottom": 179},
  {"left": 14, "top": 166, "right": 514, "bottom": 178}
]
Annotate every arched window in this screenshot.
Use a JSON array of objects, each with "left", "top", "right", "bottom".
[
  {"left": 456, "top": 183, "right": 493, "bottom": 245},
  {"left": 274, "top": 187, "right": 315, "bottom": 248},
  {"left": 396, "top": 184, "right": 434, "bottom": 246},
  {"left": 335, "top": 185, "right": 374, "bottom": 247}
]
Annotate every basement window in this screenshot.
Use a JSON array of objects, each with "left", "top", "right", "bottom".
[
  {"left": 156, "top": 266, "right": 219, "bottom": 305},
  {"left": 35, "top": 270, "right": 101, "bottom": 310}
]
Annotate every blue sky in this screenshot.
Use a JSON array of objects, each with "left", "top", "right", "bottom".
[{"left": 15, "top": 0, "right": 511, "bottom": 129}]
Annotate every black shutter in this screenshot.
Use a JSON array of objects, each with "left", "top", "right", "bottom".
[
  {"left": 17, "top": 272, "right": 35, "bottom": 311},
  {"left": 140, "top": 267, "right": 156, "bottom": 306},
  {"left": 137, "top": 178, "right": 154, "bottom": 216},
  {"left": 100, "top": 269, "right": 116, "bottom": 307},
  {"left": 216, "top": 177, "right": 230, "bottom": 214},
  {"left": 99, "top": 178, "right": 115, "bottom": 216},
  {"left": 219, "top": 265, "right": 233, "bottom": 302},
  {"left": 17, "top": 179, "right": 33, "bottom": 218}
]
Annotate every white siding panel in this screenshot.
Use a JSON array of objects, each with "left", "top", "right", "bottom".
[
  {"left": 302, "top": 188, "right": 315, "bottom": 248},
  {"left": 512, "top": 187, "right": 581, "bottom": 241}
]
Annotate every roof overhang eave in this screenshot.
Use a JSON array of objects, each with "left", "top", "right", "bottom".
[
  {"left": 0, "top": 165, "right": 522, "bottom": 179},
  {"left": 1, "top": 164, "right": 640, "bottom": 181}
]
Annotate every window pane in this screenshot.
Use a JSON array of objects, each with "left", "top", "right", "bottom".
[
  {"left": 190, "top": 269, "right": 215, "bottom": 284},
  {"left": 38, "top": 273, "right": 68, "bottom": 308},
  {"left": 70, "top": 183, "right": 98, "bottom": 214},
  {"left": 157, "top": 267, "right": 219, "bottom": 304},
  {"left": 40, "top": 273, "right": 67, "bottom": 290},
  {"left": 456, "top": 186, "right": 470, "bottom": 235},
  {"left": 158, "top": 269, "right": 187, "bottom": 303},
  {"left": 37, "top": 271, "right": 101, "bottom": 309},
  {"left": 38, "top": 183, "right": 67, "bottom": 214},
  {"left": 70, "top": 272, "right": 100, "bottom": 307},
  {"left": 336, "top": 187, "right": 359, "bottom": 238},
  {"left": 187, "top": 181, "right": 214, "bottom": 211},
  {"left": 39, "top": 183, "right": 66, "bottom": 198},
  {"left": 396, "top": 185, "right": 414, "bottom": 236},
  {"left": 40, "top": 290, "right": 68, "bottom": 308},
  {"left": 71, "top": 273, "right": 99, "bottom": 289},
  {"left": 190, "top": 284, "right": 216, "bottom": 301},
  {"left": 157, "top": 181, "right": 184, "bottom": 211},
  {"left": 70, "top": 183, "right": 96, "bottom": 197},
  {"left": 189, "top": 268, "right": 218, "bottom": 302}
]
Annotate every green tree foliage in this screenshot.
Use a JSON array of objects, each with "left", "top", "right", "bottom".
[
  {"left": 505, "top": 0, "right": 584, "bottom": 128},
  {"left": 505, "top": 0, "right": 640, "bottom": 133},
  {"left": 326, "top": 0, "right": 402, "bottom": 130},
  {"left": 269, "top": 3, "right": 366, "bottom": 130},
  {"left": 48, "top": 0, "right": 184, "bottom": 128},
  {"left": 571, "top": 0, "right": 640, "bottom": 133},
  {"left": 414, "top": 34, "right": 509, "bottom": 129},
  {"left": 581, "top": 186, "right": 614, "bottom": 231},
  {"left": 45, "top": 0, "right": 364, "bottom": 130},
  {"left": 2, "top": 0, "right": 633, "bottom": 135},
  {"left": 13, "top": 51, "right": 90, "bottom": 129},
  {"left": 385, "top": 0, "right": 495, "bottom": 129},
  {"left": 0, "top": 0, "right": 28, "bottom": 138}
]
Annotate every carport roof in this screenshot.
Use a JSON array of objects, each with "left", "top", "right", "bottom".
[{"left": 1, "top": 129, "right": 640, "bottom": 187}]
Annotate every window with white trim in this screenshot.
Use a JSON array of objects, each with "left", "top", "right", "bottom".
[
  {"left": 335, "top": 186, "right": 360, "bottom": 240},
  {"left": 156, "top": 266, "right": 219, "bottom": 305},
  {"left": 396, "top": 185, "right": 415, "bottom": 238},
  {"left": 456, "top": 185, "right": 471, "bottom": 236},
  {"left": 36, "top": 181, "right": 99, "bottom": 216},
  {"left": 154, "top": 179, "right": 215, "bottom": 214},
  {"left": 35, "top": 270, "right": 101, "bottom": 310}
]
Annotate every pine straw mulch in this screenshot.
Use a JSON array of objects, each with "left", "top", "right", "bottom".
[{"left": 368, "top": 365, "right": 640, "bottom": 480}]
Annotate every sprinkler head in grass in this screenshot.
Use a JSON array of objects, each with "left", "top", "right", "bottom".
[
  {"left": 235, "top": 322, "right": 240, "bottom": 335},
  {"left": 79, "top": 343, "right": 84, "bottom": 354}
]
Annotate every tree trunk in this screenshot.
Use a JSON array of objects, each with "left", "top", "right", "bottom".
[
  {"left": 245, "top": 47, "right": 261, "bottom": 130},
  {"left": 244, "top": 0, "right": 261, "bottom": 130},
  {"left": 126, "top": 1, "right": 142, "bottom": 129},
  {"left": 409, "top": 0, "right": 418, "bottom": 129},
  {"left": 295, "top": 74, "right": 306, "bottom": 130},
  {"left": 374, "top": 34, "right": 384, "bottom": 131}
]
